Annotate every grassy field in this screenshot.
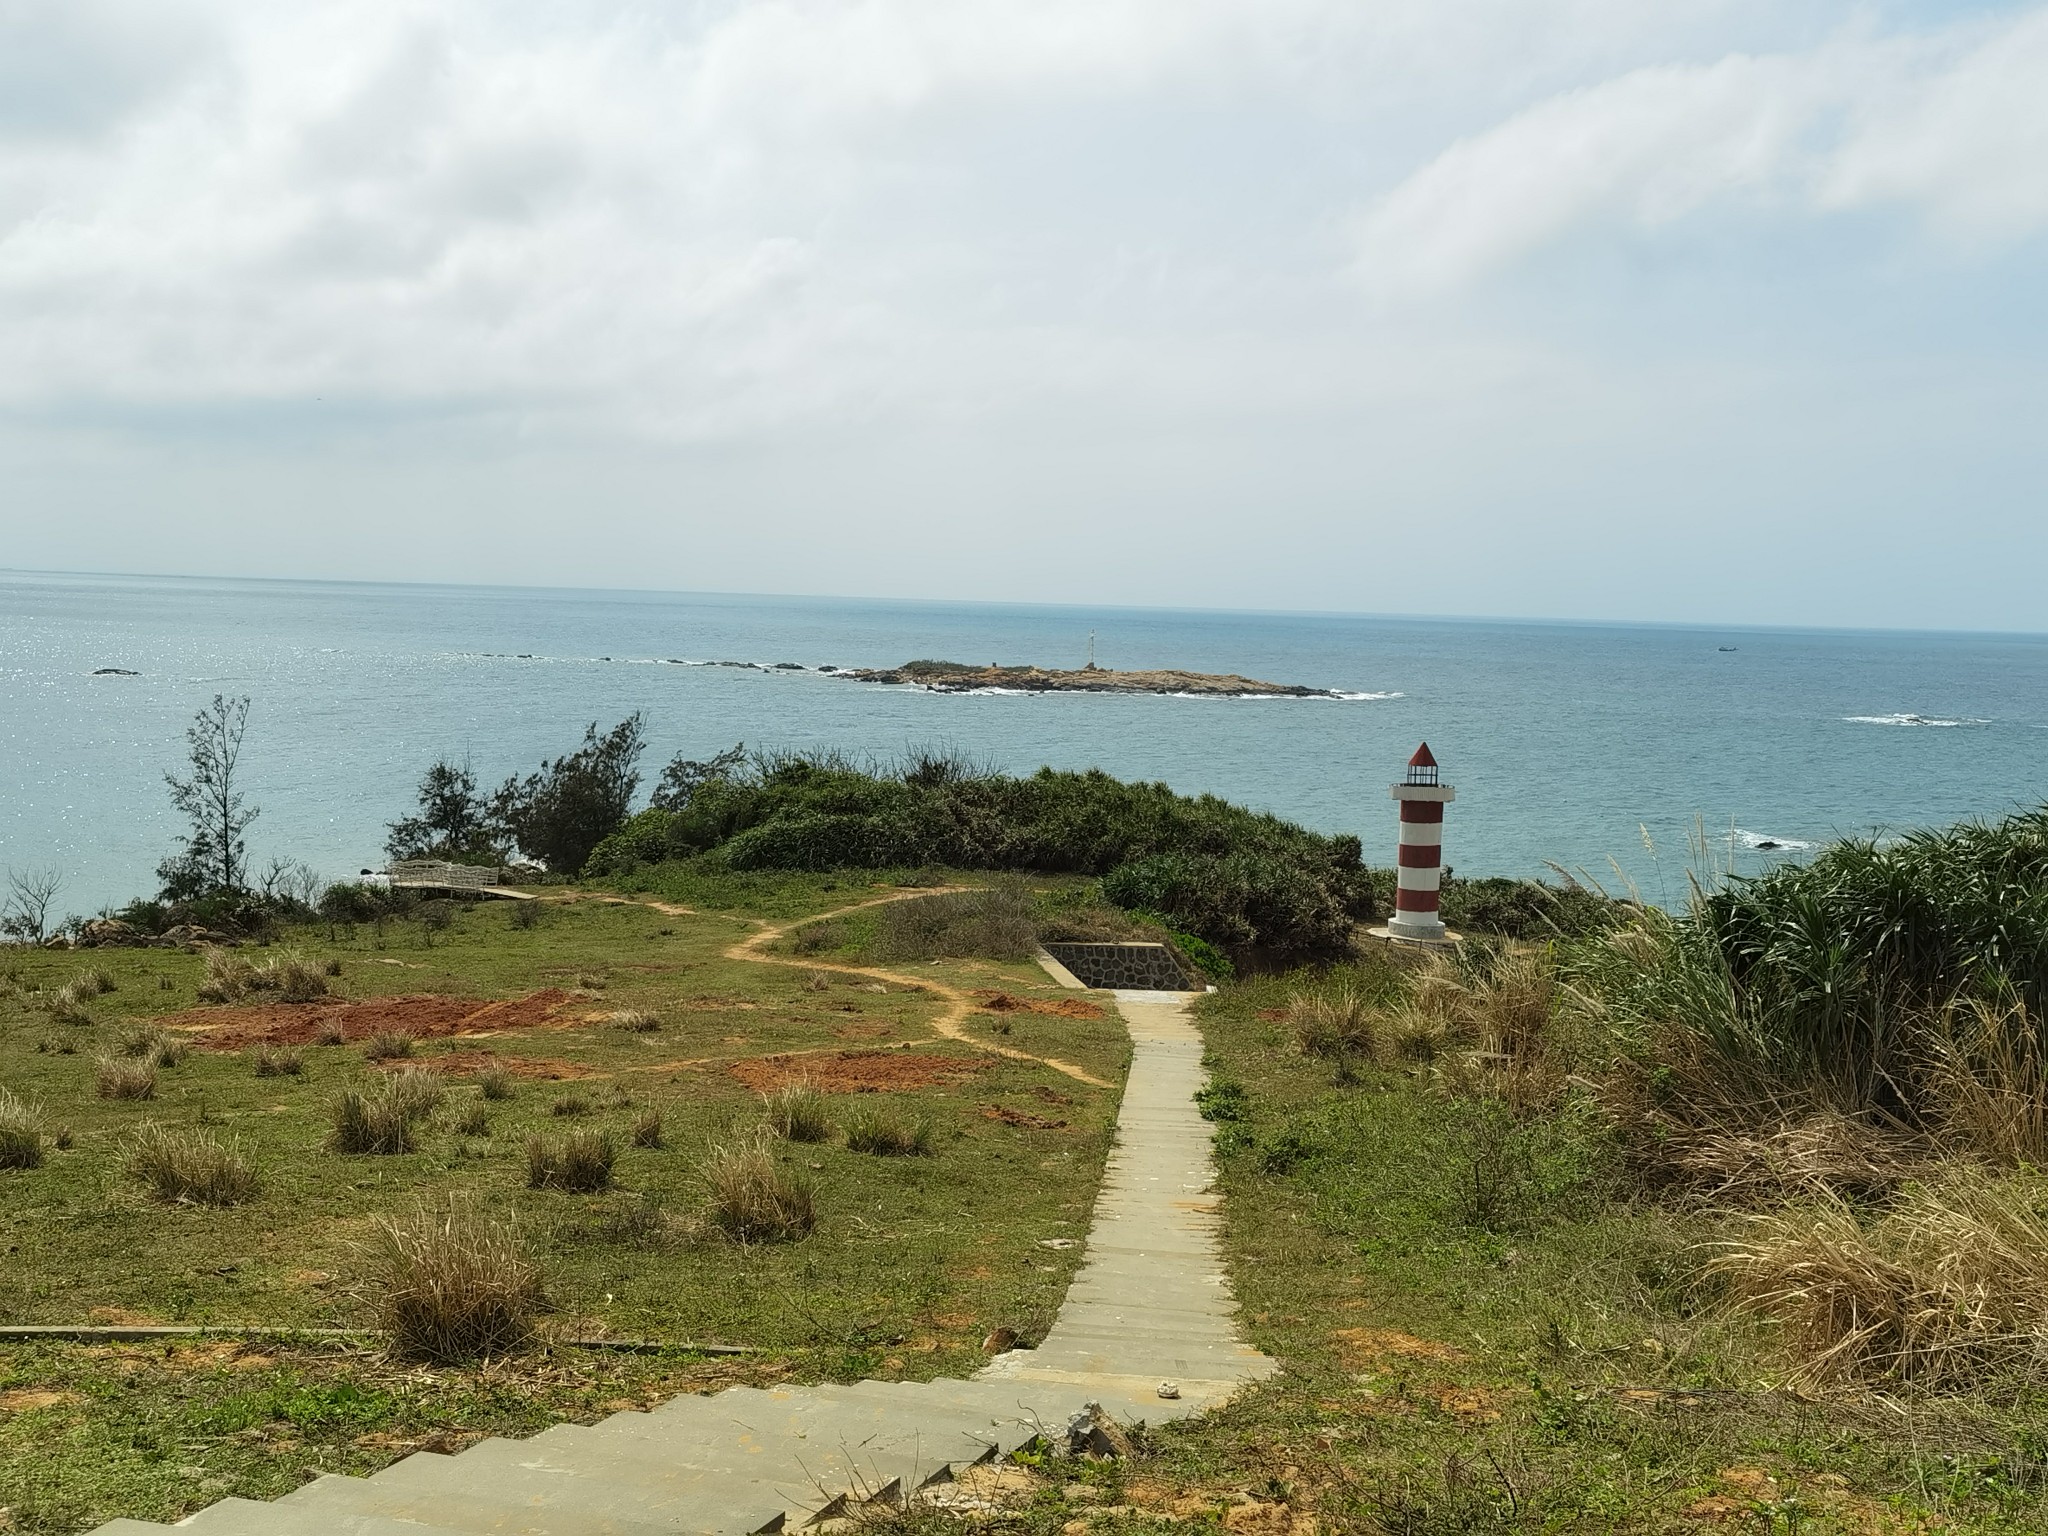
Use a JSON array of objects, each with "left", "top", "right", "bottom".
[
  {"left": 0, "top": 882, "right": 1128, "bottom": 1535},
  {"left": 859, "top": 949, "right": 2048, "bottom": 1536}
]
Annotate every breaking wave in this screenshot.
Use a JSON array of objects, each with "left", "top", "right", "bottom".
[
  {"left": 1844, "top": 713, "right": 1989, "bottom": 728},
  {"left": 1734, "top": 828, "right": 1817, "bottom": 853}
]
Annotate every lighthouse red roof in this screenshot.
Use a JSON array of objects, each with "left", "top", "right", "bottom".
[{"left": 1408, "top": 742, "right": 1437, "bottom": 768}]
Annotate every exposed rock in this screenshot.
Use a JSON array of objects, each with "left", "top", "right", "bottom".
[
  {"left": 158, "top": 924, "right": 235, "bottom": 950},
  {"left": 77, "top": 919, "right": 145, "bottom": 949},
  {"left": 836, "top": 659, "right": 1341, "bottom": 698},
  {"left": 90, "top": 667, "right": 141, "bottom": 677}
]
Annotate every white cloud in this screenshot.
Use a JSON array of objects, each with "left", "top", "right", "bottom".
[
  {"left": 2, "top": 1, "right": 2047, "bottom": 634},
  {"left": 1352, "top": 9, "right": 2048, "bottom": 296},
  {"left": 0, "top": 0, "right": 1801, "bottom": 432}
]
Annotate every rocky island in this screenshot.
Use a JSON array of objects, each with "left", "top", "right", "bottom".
[{"left": 829, "top": 658, "right": 1342, "bottom": 697}]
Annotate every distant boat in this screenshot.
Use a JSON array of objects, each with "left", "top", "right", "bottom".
[{"left": 1718, "top": 646, "right": 1738, "bottom": 652}]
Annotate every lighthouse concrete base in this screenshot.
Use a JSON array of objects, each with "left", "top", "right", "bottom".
[{"left": 1366, "top": 924, "right": 1462, "bottom": 951}]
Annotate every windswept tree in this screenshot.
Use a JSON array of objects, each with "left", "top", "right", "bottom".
[
  {"left": 1, "top": 865, "right": 63, "bottom": 944},
  {"left": 493, "top": 715, "right": 646, "bottom": 875},
  {"left": 387, "top": 758, "right": 503, "bottom": 865},
  {"left": 651, "top": 742, "right": 746, "bottom": 812},
  {"left": 158, "top": 695, "right": 258, "bottom": 900}
]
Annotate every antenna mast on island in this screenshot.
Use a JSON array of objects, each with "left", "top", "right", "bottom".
[{"left": 1086, "top": 631, "right": 1096, "bottom": 670}]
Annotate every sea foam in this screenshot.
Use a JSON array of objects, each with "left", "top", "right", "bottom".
[{"left": 1844, "top": 713, "right": 1989, "bottom": 728}]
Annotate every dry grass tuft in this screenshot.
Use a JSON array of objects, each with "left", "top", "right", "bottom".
[
  {"left": 367, "top": 1199, "right": 543, "bottom": 1362},
  {"left": 763, "top": 1080, "right": 832, "bottom": 1143},
  {"left": 385, "top": 1066, "right": 446, "bottom": 1121},
  {"left": 631, "top": 1105, "right": 665, "bottom": 1149},
  {"left": 126, "top": 1124, "right": 259, "bottom": 1205},
  {"left": 251, "top": 1044, "right": 304, "bottom": 1077},
  {"left": 1927, "top": 999, "right": 2048, "bottom": 1168},
  {"left": 95, "top": 1054, "right": 158, "bottom": 1100},
  {"left": 844, "top": 1104, "right": 934, "bottom": 1157},
  {"left": 362, "top": 1030, "right": 415, "bottom": 1063},
  {"left": 199, "top": 947, "right": 332, "bottom": 1005},
  {"left": 610, "top": 1009, "right": 662, "bottom": 1033},
  {"left": 702, "top": 1131, "right": 816, "bottom": 1242},
  {"left": 1662, "top": 1111, "right": 1918, "bottom": 1206},
  {"left": 457, "top": 1100, "right": 492, "bottom": 1137},
  {"left": 1290, "top": 986, "right": 1375, "bottom": 1058},
  {"left": 804, "top": 969, "right": 832, "bottom": 992},
  {"left": 315, "top": 1019, "right": 346, "bottom": 1047},
  {"left": 116, "top": 1023, "right": 168, "bottom": 1059},
  {"left": 328, "top": 1075, "right": 437, "bottom": 1155},
  {"left": 549, "top": 1091, "right": 591, "bottom": 1117},
  {"left": 526, "top": 1128, "right": 615, "bottom": 1192},
  {"left": 0, "top": 1086, "right": 45, "bottom": 1170},
  {"left": 1715, "top": 1169, "right": 2048, "bottom": 1388},
  {"left": 478, "top": 1069, "right": 516, "bottom": 1101}
]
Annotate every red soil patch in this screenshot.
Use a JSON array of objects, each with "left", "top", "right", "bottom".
[
  {"left": 728, "top": 1050, "right": 991, "bottom": 1094},
  {"left": 971, "top": 989, "right": 1103, "bottom": 1020},
  {"left": 391, "top": 1050, "right": 599, "bottom": 1081},
  {"left": 980, "top": 1104, "right": 1067, "bottom": 1130},
  {"left": 168, "top": 989, "right": 583, "bottom": 1049},
  {"left": 1256, "top": 1008, "right": 1291, "bottom": 1022}
]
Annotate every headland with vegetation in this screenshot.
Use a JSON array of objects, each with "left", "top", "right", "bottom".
[{"left": 7, "top": 697, "right": 2048, "bottom": 1532}]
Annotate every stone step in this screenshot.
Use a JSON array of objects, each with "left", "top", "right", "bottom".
[
  {"left": 171, "top": 1497, "right": 475, "bottom": 1535},
  {"left": 270, "top": 1456, "right": 789, "bottom": 1536},
  {"left": 77, "top": 987, "right": 1276, "bottom": 1536},
  {"left": 557, "top": 1382, "right": 1041, "bottom": 1517}
]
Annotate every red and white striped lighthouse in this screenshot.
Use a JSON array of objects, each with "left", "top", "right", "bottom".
[{"left": 1387, "top": 743, "right": 1454, "bottom": 942}]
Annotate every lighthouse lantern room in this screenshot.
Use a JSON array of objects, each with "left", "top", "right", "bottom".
[{"left": 1386, "top": 742, "right": 1455, "bottom": 943}]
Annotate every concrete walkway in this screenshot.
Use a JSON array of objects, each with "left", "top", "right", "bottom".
[
  {"left": 91, "top": 990, "right": 1273, "bottom": 1535},
  {"left": 982, "top": 990, "right": 1277, "bottom": 1409}
]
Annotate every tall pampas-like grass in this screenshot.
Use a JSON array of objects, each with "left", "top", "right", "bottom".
[{"left": 1714, "top": 1169, "right": 2048, "bottom": 1388}]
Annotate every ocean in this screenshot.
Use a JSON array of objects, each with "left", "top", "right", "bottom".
[{"left": 3, "top": 568, "right": 2044, "bottom": 919}]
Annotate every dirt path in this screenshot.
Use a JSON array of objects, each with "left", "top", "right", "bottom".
[{"left": 583, "top": 888, "right": 1111, "bottom": 1089}]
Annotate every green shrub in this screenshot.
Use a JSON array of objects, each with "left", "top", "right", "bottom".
[
  {"left": 585, "top": 753, "right": 1375, "bottom": 962},
  {"left": 1195, "top": 1081, "right": 1249, "bottom": 1122}
]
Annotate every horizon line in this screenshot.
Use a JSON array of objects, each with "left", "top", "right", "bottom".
[{"left": 5, "top": 563, "right": 2045, "bottom": 644}]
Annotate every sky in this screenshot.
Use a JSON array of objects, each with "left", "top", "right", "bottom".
[{"left": 1, "top": 0, "right": 2044, "bottom": 630}]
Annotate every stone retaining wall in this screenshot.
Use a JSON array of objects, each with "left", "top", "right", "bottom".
[{"left": 1042, "top": 942, "right": 1198, "bottom": 992}]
